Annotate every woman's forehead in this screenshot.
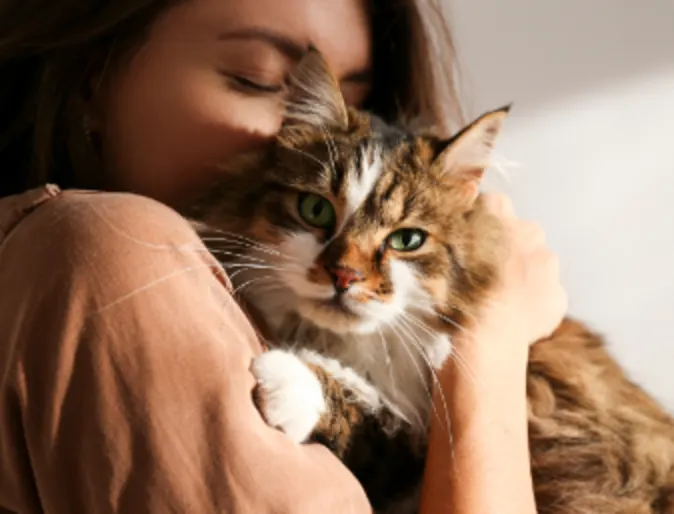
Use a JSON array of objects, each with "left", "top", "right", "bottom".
[{"left": 171, "top": 0, "right": 372, "bottom": 82}]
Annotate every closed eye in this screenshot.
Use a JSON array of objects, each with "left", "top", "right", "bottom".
[{"left": 225, "top": 74, "right": 284, "bottom": 94}]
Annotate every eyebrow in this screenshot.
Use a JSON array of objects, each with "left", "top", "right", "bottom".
[
  {"left": 218, "top": 27, "right": 371, "bottom": 84},
  {"left": 218, "top": 27, "right": 307, "bottom": 61}
]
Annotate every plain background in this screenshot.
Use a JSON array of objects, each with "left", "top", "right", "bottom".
[{"left": 451, "top": 0, "right": 674, "bottom": 408}]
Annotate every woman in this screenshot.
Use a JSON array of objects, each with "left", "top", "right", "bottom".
[{"left": 0, "top": 0, "right": 566, "bottom": 512}]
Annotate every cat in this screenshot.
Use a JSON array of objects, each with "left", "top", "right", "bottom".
[{"left": 186, "top": 48, "right": 674, "bottom": 513}]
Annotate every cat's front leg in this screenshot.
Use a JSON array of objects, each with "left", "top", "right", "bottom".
[
  {"left": 251, "top": 348, "right": 424, "bottom": 514},
  {"left": 250, "top": 347, "right": 387, "bottom": 444}
]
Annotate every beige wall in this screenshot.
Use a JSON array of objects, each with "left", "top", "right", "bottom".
[{"left": 451, "top": 0, "right": 674, "bottom": 407}]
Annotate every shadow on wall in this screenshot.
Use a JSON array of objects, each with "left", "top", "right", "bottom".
[{"left": 452, "top": 0, "right": 674, "bottom": 115}]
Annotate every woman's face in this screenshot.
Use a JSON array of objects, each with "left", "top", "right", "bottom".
[{"left": 96, "top": 0, "right": 371, "bottom": 207}]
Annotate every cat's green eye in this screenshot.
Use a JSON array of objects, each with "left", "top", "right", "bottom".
[
  {"left": 298, "top": 193, "right": 336, "bottom": 230},
  {"left": 388, "top": 228, "right": 427, "bottom": 252}
]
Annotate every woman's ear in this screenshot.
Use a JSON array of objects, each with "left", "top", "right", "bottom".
[
  {"left": 78, "top": 65, "right": 108, "bottom": 141},
  {"left": 430, "top": 105, "right": 511, "bottom": 202},
  {"left": 278, "top": 45, "right": 349, "bottom": 144}
]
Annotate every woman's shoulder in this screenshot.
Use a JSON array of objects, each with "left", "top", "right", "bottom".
[
  {"left": 0, "top": 185, "right": 199, "bottom": 251},
  {"left": 0, "top": 185, "right": 225, "bottom": 294},
  {"left": 0, "top": 185, "right": 209, "bottom": 270},
  {"left": 0, "top": 185, "right": 243, "bottom": 342}
]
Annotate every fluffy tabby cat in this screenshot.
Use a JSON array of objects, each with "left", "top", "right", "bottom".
[{"left": 187, "top": 48, "right": 674, "bottom": 513}]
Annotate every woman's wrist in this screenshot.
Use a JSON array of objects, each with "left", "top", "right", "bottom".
[
  {"left": 418, "top": 331, "right": 535, "bottom": 514},
  {"left": 452, "top": 325, "right": 530, "bottom": 387}
]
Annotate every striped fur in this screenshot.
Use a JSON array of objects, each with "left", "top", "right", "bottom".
[{"left": 188, "top": 49, "right": 674, "bottom": 513}]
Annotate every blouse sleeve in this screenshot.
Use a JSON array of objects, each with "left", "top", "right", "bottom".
[{"left": 0, "top": 189, "right": 371, "bottom": 514}]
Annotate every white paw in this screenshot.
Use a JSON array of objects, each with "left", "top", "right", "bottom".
[{"left": 251, "top": 349, "right": 326, "bottom": 444}]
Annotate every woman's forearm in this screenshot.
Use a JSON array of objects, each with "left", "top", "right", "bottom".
[
  {"left": 418, "top": 335, "right": 536, "bottom": 514},
  {"left": 417, "top": 192, "right": 565, "bottom": 513}
]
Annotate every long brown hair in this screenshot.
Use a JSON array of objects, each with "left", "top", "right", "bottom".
[{"left": 0, "top": 0, "right": 463, "bottom": 198}]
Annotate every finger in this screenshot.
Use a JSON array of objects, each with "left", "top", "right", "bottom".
[
  {"left": 528, "top": 248, "right": 560, "bottom": 280},
  {"left": 516, "top": 220, "right": 547, "bottom": 252},
  {"left": 546, "top": 252, "right": 561, "bottom": 279},
  {"left": 557, "top": 287, "right": 569, "bottom": 315},
  {"left": 482, "top": 192, "right": 516, "bottom": 219}
]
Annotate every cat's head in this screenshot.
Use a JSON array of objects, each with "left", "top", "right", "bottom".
[{"left": 195, "top": 48, "right": 509, "bottom": 337}]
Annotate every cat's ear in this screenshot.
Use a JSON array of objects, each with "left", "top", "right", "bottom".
[
  {"left": 430, "top": 105, "right": 511, "bottom": 201},
  {"left": 279, "top": 46, "right": 349, "bottom": 139}
]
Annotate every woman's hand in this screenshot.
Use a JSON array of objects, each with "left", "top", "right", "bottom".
[
  {"left": 450, "top": 191, "right": 568, "bottom": 381},
  {"left": 475, "top": 192, "right": 568, "bottom": 351},
  {"left": 419, "top": 192, "right": 567, "bottom": 514}
]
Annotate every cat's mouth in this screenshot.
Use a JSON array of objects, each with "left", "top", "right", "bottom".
[
  {"left": 315, "top": 293, "right": 359, "bottom": 317},
  {"left": 291, "top": 292, "right": 369, "bottom": 334}
]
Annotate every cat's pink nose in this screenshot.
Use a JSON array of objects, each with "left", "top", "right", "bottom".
[{"left": 327, "top": 266, "right": 364, "bottom": 292}]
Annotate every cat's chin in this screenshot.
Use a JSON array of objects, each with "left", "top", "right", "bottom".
[{"left": 296, "top": 298, "right": 379, "bottom": 336}]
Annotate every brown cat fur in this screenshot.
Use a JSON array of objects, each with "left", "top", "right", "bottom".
[{"left": 187, "top": 49, "right": 674, "bottom": 513}]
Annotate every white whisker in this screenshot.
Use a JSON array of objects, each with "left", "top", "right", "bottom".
[
  {"left": 377, "top": 328, "right": 397, "bottom": 398},
  {"left": 285, "top": 144, "right": 331, "bottom": 178},
  {"left": 436, "top": 312, "right": 473, "bottom": 336},
  {"left": 232, "top": 275, "right": 283, "bottom": 296},
  {"left": 203, "top": 239, "right": 281, "bottom": 258},
  {"left": 227, "top": 269, "right": 247, "bottom": 280},
  {"left": 397, "top": 315, "right": 458, "bottom": 476},
  {"left": 385, "top": 319, "right": 431, "bottom": 427},
  {"left": 320, "top": 125, "right": 339, "bottom": 179},
  {"left": 205, "top": 248, "right": 268, "bottom": 264},
  {"left": 488, "top": 152, "right": 521, "bottom": 185},
  {"left": 220, "top": 262, "right": 289, "bottom": 272},
  {"left": 90, "top": 263, "right": 215, "bottom": 315},
  {"left": 397, "top": 317, "right": 445, "bottom": 417},
  {"left": 200, "top": 230, "right": 282, "bottom": 256},
  {"left": 449, "top": 345, "right": 481, "bottom": 389}
]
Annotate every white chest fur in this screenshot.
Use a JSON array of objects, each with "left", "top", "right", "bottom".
[
  {"left": 274, "top": 315, "right": 452, "bottom": 433},
  {"left": 330, "top": 328, "right": 451, "bottom": 431}
]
